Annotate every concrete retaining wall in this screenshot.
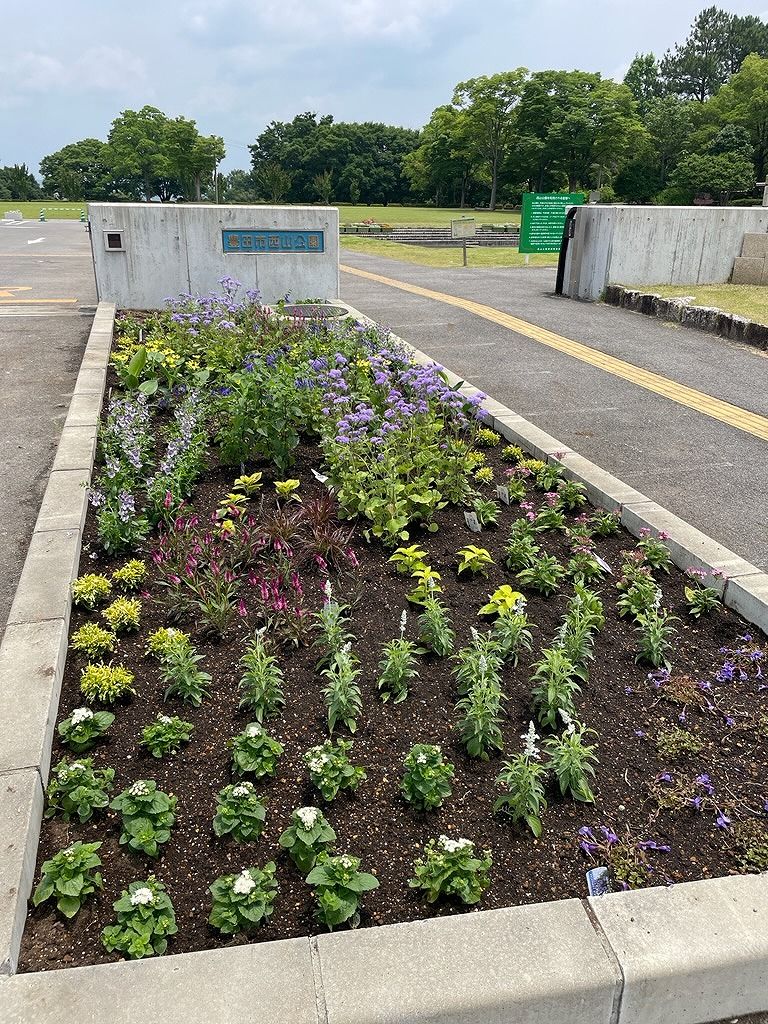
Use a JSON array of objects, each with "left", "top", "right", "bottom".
[
  {"left": 88, "top": 203, "right": 339, "bottom": 308},
  {"left": 562, "top": 205, "right": 768, "bottom": 301},
  {"left": 1, "top": 300, "right": 768, "bottom": 1022}
]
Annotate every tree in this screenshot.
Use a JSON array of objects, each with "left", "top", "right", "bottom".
[
  {"left": 702, "top": 54, "right": 768, "bottom": 179},
  {"left": 312, "top": 170, "right": 333, "bottom": 204},
  {"left": 257, "top": 163, "right": 292, "bottom": 203},
  {"left": 669, "top": 151, "right": 754, "bottom": 202},
  {"left": 645, "top": 95, "right": 697, "bottom": 184},
  {"left": 220, "top": 169, "right": 258, "bottom": 203},
  {"left": 452, "top": 71, "right": 526, "bottom": 209},
  {"left": 402, "top": 105, "right": 478, "bottom": 207},
  {"left": 624, "top": 54, "right": 664, "bottom": 116},
  {"left": 39, "top": 139, "right": 113, "bottom": 199},
  {"left": 0, "top": 164, "right": 41, "bottom": 200},
  {"left": 106, "top": 106, "right": 174, "bottom": 201}
]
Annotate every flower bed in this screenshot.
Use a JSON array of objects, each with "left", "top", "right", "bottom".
[{"left": 19, "top": 280, "right": 768, "bottom": 970}]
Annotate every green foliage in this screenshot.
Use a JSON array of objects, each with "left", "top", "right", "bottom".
[
  {"left": 685, "top": 584, "right": 721, "bottom": 618},
  {"left": 655, "top": 726, "right": 705, "bottom": 760},
  {"left": 531, "top": 647, "right": 582, "bottom": 728},
  {"left": 494, "top": 725, "right": 548, "bottom": 837},
  {"left": 307, "top": 852, "right": 379, "bottom": 929},
  {"left": 634, "top": 608, "right": 677, "bottom": 668},
  {"left": 388, "top": 544, "right": 428, "bottom": 574},
  {"left": 102, "top": 596, "right": 142, "bottom": 633},
  {"left": 556, "top": 479, "right": 587, "bottom": 511},
  {"left": 478, "top": 584, "right": 525, "bottom": 617},
  {"left": 409, "top": 835, "right": 492, "bottom": 904},
  {"left": 161, "top": 644, "right": 211, "bottom": 706},
  {"left": 517, "top": 553, "right": 565, "bottom": 595},
  {"left": 80, "top": 662, "right": 135, "bottom": 704},
  {"left": 503, "top": 532, "right": 540, "bottom": 572},
  {"left": 146, "top": 627, "right": 192, "bottom": 661},
  {"left": 279, "top": 806, "right": 337, "bottom": 873},
  {"left": 72, "top": 574, "right": 112, "bottom": 609},
  {"left": 473, "top": 496, "right": 499, "bottom": 527},
  {"left": 304, "top": 739, "right": 366, "bottom": 802},
  {"left": 233, "top": 471, "right": 263, "bottom": 495},
  {"left": 501, "top": 444, "right": 524, "bottom": 463},
  {"left": 58, "top": 706, "right": 114, "bottom": 752},
  {"left": 112, "top": 559, "right": 148, "bottom": 591},
  {"left": 111, "top": 780, "right": 177, "bottom": 858},
  {"left": 475, "top": 427, "right": 501, "bottom": 447},
  {"left": 208, "top": 864, "right": 278, "bottom": 934},
  {"left": 45, "top": 758, "right": 114, "bottom": 823},
  {"left": 456, "top": 544, "right": 494, "bottom": 575},
  {"left": 230, "top": 723, "right": 284, "bottom": 778},
  {"left": 101, "top": 877, "right": 177, "bottom": 959},
  {"left": 32, "top": 841, "right": 103, "bottom": 918},
  {"left": 474, "top": 466, "right": 494, "bottom": 485},
  {"left": 455, "top": 680, "right": 504, "bottom": 759},
  {"left": 70, "top": 623, "right": 117, "bottom": 660},
  {"left": 590, "top": 509, "right": 621, "bottom": 536},
  {"left": 213, "top": 782, "right": 267, "bottom": 843},
  {"left": 731, "top": 820, "right": 768, "bottom": 873},
  {"left": 238, "top": 633, "right": 285, "bottom": 721},
  {"left": 377, "top": 632, "right": 419, "bottom": 704},
  {"left": 544, "top": 721, "right": 598, "bottom": 802},
  {"left": 491, "top": 611, "right": 533, "bottom": 665},
  {"left": 416, "top": 595, "right": 455, "bottom": 657},
  {"left": 401, "top": 744, "right": 455, "bottom": 811},
  {"left": 140, "top": 714, "right": 194, "bottom": 758},
  {"left": 312, "top": 595, "right": 355, "bottom": 668},
  {"left": 322, "top": 645, "right": 363, "bottom": 734},
  {"left": 637, "top": 534, "right": 672, "bottom": 573},
  {"left": 533, "top": 504, "right": 566, "bottom": 532}
]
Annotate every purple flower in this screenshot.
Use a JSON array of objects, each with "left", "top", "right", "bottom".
[
  {"left": 634, "top": 729, "right": 646, "bottom": 738},
  {"left": 599, "top": 826, "right": 619, "bottom": 845},
  {"left": 715, "top": 812, "right": 731, "bottom": 830}
]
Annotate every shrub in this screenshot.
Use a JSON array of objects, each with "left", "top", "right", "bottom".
[
  {"left": 45, "top": 758, "right": 114, "bottom": 823},
  {"left": 58, "top": 706, "right": 114, "bottom": 752},
  {"left": 213, "top": 782, "right": 267, "bottom": 842},
  {"left": 475, "top": 427, "right": 501, "bottom": 447},
  {"left": 307, "top": 852, "right": 379, "bottom": 929},
  {"left": 70, "top": 623, "right": 117, "bottom": 660},
  {"left": 71, "top": 574, "right": 111, "bottom": 609},
  {"left": 401, "top": 744, "right": 455, "bottom": 811},
  {"left": 80, "top": 663, "right": 135, "bottom": 704}
]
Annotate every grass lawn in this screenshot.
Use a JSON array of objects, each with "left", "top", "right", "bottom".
[
  {"left": 340, "top": 235, "right": 557, "bottom": 269},
  {"left": 337, "top": 204, "right": 520, "bottom": 227},
  {"left": 0, "top": 201, "right": 85, "bottom": 219},
  {"left": 641, "top": 283, "right": 768, "bottom": 326}
]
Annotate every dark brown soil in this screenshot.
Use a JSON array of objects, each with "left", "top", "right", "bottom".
[{"left": 18, "top": 427, "right": 768, "bottom": 971}]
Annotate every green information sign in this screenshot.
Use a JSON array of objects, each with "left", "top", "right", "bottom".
[{"left": 519, "top": 192, "right": 584, "bottom": 254}]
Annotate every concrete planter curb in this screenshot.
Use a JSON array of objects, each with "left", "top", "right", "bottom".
[
  {"left": 1, "top": 299, "right": 767, "bottom": 1022},
  {"left": 604, "top": 284, "right": 768, "bottom": 351}
]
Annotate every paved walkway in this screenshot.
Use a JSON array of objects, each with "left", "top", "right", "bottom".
[
  {"left": 340, "top": 247, "right": 768, "bottom": 570},
  {"left": 0, "top": 219, "right": 95, "bottom": 636}
]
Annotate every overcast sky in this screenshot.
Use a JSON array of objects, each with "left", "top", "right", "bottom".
[{"left": 3, "top": 0, "right": 768, "bottom": 176}]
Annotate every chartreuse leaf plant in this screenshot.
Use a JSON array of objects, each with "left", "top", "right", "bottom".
[
  {"left": 478, "top": 585, "right": 524, "bottom": 618},
  {"left": 456, "top": 545, "right": 494, "bottom": 575},
  {"left": 70, "top": 623, "right": 117, "bottom": 660},
  {"left": 80, "top": 663, "right": 135, "bottom": 704},
  {"left": 101, "top": 876, "right": 177, "bottom": 959},
  {"left": 32, "top": 841, "right": 103, "bottom": 918},
  {"left": 71, "top": 573, "right": 111, "bottom": 609},
  {"left": 112, "top": 559, "right": 147, "bottom": 592}
]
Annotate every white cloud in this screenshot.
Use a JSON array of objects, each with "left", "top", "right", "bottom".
[{"left": 0, "top": 46, "right": 148, "bottom": 98}]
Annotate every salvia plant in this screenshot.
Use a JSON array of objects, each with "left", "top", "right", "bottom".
[
  {"left": 213, "top": 782, "right": 267, "bottom": 842},
  {"left": 140, "top": 714, "right": 194, "bottom": 759},
  {"left": 58, "top": 706, "right": 114, "bottom": 752},
  {"left": 409, "top": 835, "right": 492, "bottom": 905},
  {"left": 377, "top": 611, "right": 419, "bottom": 703},
  {"left": 531, "top": 647, "right": 582, "bottom": 728},
  {"left": 304, "top": 738, "right": 366, "bottom": 801},
  {"left": 45, "top": 758, "right": 115, "bottom": 824},
  {"left": 453, "top": 628, "right": 504, "bottom": 695},
  {"left": 544, "top": 714, "right": 598, "bottom": 802},
  {"left": 478, "top": 584, "right": 525, "bottom": 618},
  {"left": 208, "top": 863, "right": 278, "bottom": 935},
  {"left": 401, "top": 743, "right": 455, "bottom": 811},
  {"left": 238, "top": 632, "right": 286, "bottom": 721},
  {"left": 556, "top": 608, "right": 597, "bottom": 679},
  {"left": 494, "top": 723, "right": 548, "bottom": 837},
  {"left": 230, "top": 723, "right": 284, "bottom": 778},
  {"left": 112, "top": 559, "right": 148, "bottom": 591},
  {"left": 278, "top": 806, "right": 337, "bottom": 872},
  {"left": 322, "top": 643, "right": 363, "bottom": 733},
  {"left": 101, "top": 876, "right": 177, "bottom": 959},
  {"left": 569, "top": 584, "right": 605, "bottom": 631},
  {"left": 312, "top": 587, "right": 355, "bottom": 668},
  {"left": 161, "top": 644, "right": 211, "bottom": 706},
  {"left": 80, "top": 663, "right": 135, "bottom": 704},
  {"left": 102, "top": 596, "right": 142, "bottom": 634},
  {"left": 456, "top": 544, "right": 494, "bottom": 575},
  {"left": 111, "top": 780, "right": 177, "bottom": 858},
  {"left": 71, "top": 573, "right": 112, "bottom": 609},
  {"left": 492, "top": 611, "right": 533, "bottom": 666},
  {"left": 32, "top": 841, "right": 103, "bottom": 918},
  {"left": 455, "top": 679, "right": 505, "bottom": 760},
  {"left": 70, "top": 623, "right": 117, "bottom": 660},
  {"left": 416, "top": 594, "right": 455, "bottom": 657},
  {"left": 634, "top": 608, "right": 677, "bottom": 668},
  {"left": 307, "top": 852, "right": 379, "bottom": 929}
]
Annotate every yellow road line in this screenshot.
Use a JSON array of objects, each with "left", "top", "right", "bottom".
[
  {"left": 341, "top": 264, "right": 768, "bottom": 442},
  {"left": 0, "top": 298, "right": 77, "bottom": 305}
]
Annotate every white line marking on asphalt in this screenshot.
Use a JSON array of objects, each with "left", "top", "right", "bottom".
[{"left": 26, "top": 237, "right": 45, "bottom": 245}]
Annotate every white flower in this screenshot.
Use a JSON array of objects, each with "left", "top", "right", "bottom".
[
  {"left": 339, "top": 855, "right": 355, "bottom": 869},
  {"left": 233, "top": 869, "right": 256, "bottom": 895},
  {"left": 232, "top": 783, "right": 253, "bottom": 798},
  {"left": 246, "top": 724, "right": 262, "bottom": 738},
  {"left": 296, "top": 806, "right": 320, "bottom": 829},
  {"left": 478, "top": 654, "right": 487, "bottom": 675},
  {"left": 522, "top": 721, "right": 540, "bottom": 760},
  {"left": 439, "top": 836, "right": 472, "bottom": 854},
  {"left": 158, "top": 715, "right": 173, "bottom": 724},
  {"left": 129, "top": 781, "right": 149, "bottom": 797},
  {"left": 399, "top": 609, "right": 407, "bottom": 636},
  {"left": 558, "top": 709, "right": 576, "bottom": 736},
  {"left": 70, "top": 762, "right": 85, "bottom": 772},
  {"left": 130, "top": 887, "right": 154, "bottom": 906},
  {"left": 416, "top": 753, "right": 428, "bottom": 765},
  {"left": 70, "top": 707, "right": 93, "bottom": 725},
  {"left": 323, "top": 579, "right": 333, "bottom": 601}
]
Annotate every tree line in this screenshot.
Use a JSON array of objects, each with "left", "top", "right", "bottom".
[{"left": 8, "top": 6, "right": 768, "bottom": 210}]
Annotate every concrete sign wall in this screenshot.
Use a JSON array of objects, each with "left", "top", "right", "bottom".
[
  {"left": 562, "top": 205, "right": 768, "bottom": 301},
  {"left": 88, "top": 203, "right": 339, "bottom": 308}
]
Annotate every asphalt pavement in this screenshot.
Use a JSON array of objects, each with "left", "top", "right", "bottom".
[
  {"left": 0, "top": 218, "right": 95, "bottom": 637},
  {"left": 340, "top": 247, "right": 768, "bottom": 571}
]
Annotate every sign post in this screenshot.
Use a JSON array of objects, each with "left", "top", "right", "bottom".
[
  {"left": 451, "top": 217, "right": 476, "bottom": 267},
  {"left": 519, "top": 193, "right": 584, "bottom": 257}
]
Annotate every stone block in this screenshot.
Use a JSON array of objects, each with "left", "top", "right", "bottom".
[
  {"left": 315, "top": 901, "right": 620, "bottom": 1024},
  {"left": 33, "top": 470, "right": 89, "bottom": 534},
  {"left": 558, "top": 453, "right": 649, "bottom": 512},
  {"left": 5, "top": 530, "right": 80, "bottom": 628},
  {"left": 493, "top": 412, "right": 573, "bottom": 461},
  {"left": 51, "top": 426, "right": 98, "bottom": 473},
  {"left": 740, "top": 232, "right": 768, "bottom": 258},
  {"left": 0, "top": 769, "right": 43, "bottom": 975},
  {"left": 724, "top": 572, "right": 768, "bottom": 637},
  {"left": 2, "top": 937, "right": 318, "bottom": 1022},
  {"left": 0, "top": 619, "right": 69, "bottom": 782},
  {"left": 62, "top": 392, "right": 102, "bottom": 428},
  {"left": 589, "top": 875, "right": 768, "bottom": 1024},
  {"left": 731, "top": 256, "right": 765, "bottom": 285},
  {"left": 72, "top": 367, "right": 106, "bottom": 396}
]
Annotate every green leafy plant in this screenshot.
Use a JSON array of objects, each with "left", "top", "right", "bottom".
[
  {"left": 304, "top": 739, "right": 366, "bottom": 801},
  {"left": 617, "top": 576, "right": 661, "bottom": 620},
  {"left": 312, "top": 590, "right": 355, "bottom": 667},
  {"left": 655, "top": 726, "right": 705, "bottom": 760},
  {"left": 279, "top": 806, "right": 337, "bottom": 872},
  {"left": 731, "top": 820, "right": 768, "bottom": 873},
  {"left": 517, "top": 554, "right": 565, "bottom": 596},
  {"left": 238, "top": 632, "right": 285, "bottom": 721},
  {"left": 71, "top": 574, "right": 112, "bottom": 609},
  {"left": 146, "top": 627, "right": 192, "bottom": 661},
  {"left": 101, "top": 876, "right": 177, "bottom": 959},
  {"left": 475, "top": 427, "right": 501, "bottom": 447},
  {"left": 544, "top": 717, "right": 598, "bottom": 802},
  {"left": 274, "top": 478, "right": 301, "bottom": 500},
  {"left": 208, "top": 863, "right": 278, "bottom": 934},
  {"left": 409, "top": 836, "right": 492, "bottom": 904},
  {"left": 102, "top": 596, "right": 142, "bottom": 634},
  {"left": 416, "top": 595, "right": 455, "bottom": 656},
  {"left": 492, "top": 611, "right": 533, "bottom": 665},
  {"left": 401, "top": 744, "right": 455, "bottom": 811},
  {"left": 80, "top": 663, "right": 135, "bottom": 704},
  {"left": 455, "top": 680, "right": 504, "bottom": 759},
  {"left": 453, "top": 628, "right": 503, "bottom": 695},
  {"left": 377, "top": 613, "right": 419, "bottom": 703},
  {"left": 474, "top": 465, "right": 494, "bottom": 485},
  {"left": 230, "top": 723, "right": 284, "bottom": 778},
  {"left": 590, "top": 508, "right": 621, "bottom": 536},
  {"left": 58, "top": 706, "right": 115, "bottom": 752},
  {"left": 110, "top": 780, "right": 177, "bottom": 858},
  {"left": 533, "top": 505, "right": 566, "bottom": 532},
  {"left": 501, "top": 444, "right": 524, "bottom": 463},
  {"left": 556, "top": 479, "right": 587, "bottom": 511},
  {"left": 456, "top": 544, "right": 494, "bottom": 575},
  {"left": 32, "top": 841, "right": 103, "bottom": 918},
  {"left": 233, "top": 471, "right": 263, "bottom": 495},
  {"left": 637, "top": 531, "right": 672, "bottom": 573},
  {"left": 531, "top": 647, "right": 582, "bottom": 728},
  {"left": 70, "top": 623, "right": 117, "bottom": 660},
  {"left": 387, "top": 544, "right": 428, "bottom": 575},
  {"left": 45, "top": 758, "right": 114, "bottom": 823},
  {"left": 307, "top": 852, "right": 379, "bottom": 929},
  {"left": 140, "top": 714, "right": 194, "bottom": 759},
  {"left": 634, "top": 608, "right": 677, "bottom": 668},
  {"left": 494, "top": 723, "right": 548, "bottom": 837},
  {"left": 322, "top": 644, "right": 363, "bottom": 733},
  {"left": 112, "top": 559, "right": 148, "bottom": 591},
  {"left": 161, "top": 644, "right": 211, "bottom": 706},
  {"left": 478, "top": 584, "right": 525, "bottom": 618},
  {"left": 503, "top": 532, "right": 540, "bottom": 572},
  {"left": 213, "top": 782, "right": 267, "bottom": 842},
  {"left": 685, "top": 583, "right": 721, "bottom": 618},
  {"left": 407, "top": 565, "right": 443, "bottom": 604},
  {"left": 533, "top": 463, "right": 563, "bottom": 491},
  {"left": 473, "top": 496, "right": 499, "bottom": 527}
]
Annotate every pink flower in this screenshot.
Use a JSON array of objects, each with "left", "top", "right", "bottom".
[
  {"left": 168, "top": 573, "right": 181, "bottom": 585},
  {"left": 248, "top": 571, "right": 260, "bottom": 587},
  {"left": 164, "top": 490, "right": 173, "bottom": 509},
  {"left": 237, "top": 600, "right": 248, "bottom": 618},
  {"left": 658, "top": 530, "right": 670, "bottom": 540},
  {"left": 314, "top": 554, "right": 328, "bottom": 571},
  {"left": 345, "top": 548, "right": 360, "bottom": 568},
  {"left": 210, "top": 562, "right": 221, "bottom": 577}
]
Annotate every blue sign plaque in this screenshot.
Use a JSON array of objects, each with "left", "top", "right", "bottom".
[{"left": 222, "top": 229, "right": 325, "bottom": 254}]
